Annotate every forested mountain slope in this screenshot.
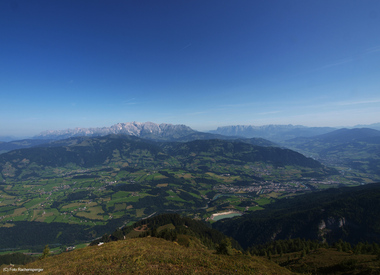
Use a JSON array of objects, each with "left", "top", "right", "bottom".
[
  {"left": 0, "top": 134, "right": 329, "bottom": 180},
  {"left": 213, "top": 183, "right": 380, "bottom": 249},
  {"left": 283, "top": 128, "right": 380, "bottom": 179}
]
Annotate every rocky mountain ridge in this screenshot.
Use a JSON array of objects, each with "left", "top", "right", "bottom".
[{"left": 34, "top": 122, "right": 196, "bottom": 140}]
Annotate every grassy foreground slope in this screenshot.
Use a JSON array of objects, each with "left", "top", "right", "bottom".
[{"left": 10, "top": 238, "right": 292, "bottom": 275}]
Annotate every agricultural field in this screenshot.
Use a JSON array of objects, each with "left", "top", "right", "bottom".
[
  {"left": 0, "top": 135, "right": 365, "bottom": 250},
  {"left": 0, "top": 160, "right": 353, "bottom": 230}
]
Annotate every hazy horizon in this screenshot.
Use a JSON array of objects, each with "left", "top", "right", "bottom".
[
  {"left": 1, "top": 120, "right": 380, "bottom": 141},
  {"left": 2, "top": 1, "right": 380, "bottom": 136}
]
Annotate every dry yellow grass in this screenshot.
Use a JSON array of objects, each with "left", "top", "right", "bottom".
[
  {"left": 13, "top": 238, "right": 294, "bottom": 274},
  {"left": 35, "top": 212, "right": 54, "bottom": 222},
  {"left": 177, "top": 173, "right": 193, "bottom": 179},
  {"left": 135, "top": 208, "right": 144, "bottom": 218},
  {"left": 156, "top": 183, "right": 168, "bottom": 187},
  {"left": 76, "top": 206, "right": 104, "bottom": 220},
  {"left": 12, "top": 207, "right": 27, "bottom": 217},
  {"left": 1, "top": 223, "right": 15, "bottom": 228},
  {"left": 61, "top": 203, "right": 84, "bottom": 209},
  {"left": 114, "top": 203, "right": 126, "bottom": 211}
]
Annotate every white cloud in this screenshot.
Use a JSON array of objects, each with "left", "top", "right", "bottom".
[
  {"left": 186, "top": 111, "right": 209, "bottom": 116},
  {"left": 364, "top": 45, "right": 380, "bottom": 55},
  {"left": 122, "top": 98, "right": 137, "bottom": 105},
  {"left": 258, "top": 110, "right": 281, "bottom": 115},
  {"left": 179, "top": 43, "right": 192, "bottom": 52},
  {"left": 315, "top": 58, "right": 353, "bottom": 71},
  {"left": 336, "top": 99, "right": 380, "bottom": 106}
]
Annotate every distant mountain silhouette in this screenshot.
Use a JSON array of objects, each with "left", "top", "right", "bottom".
[
  {"left": 210, "top": 124, "right": 336, "bottom": 141},
  {"left": 289, "top": 128, "right": 380, "bottom": 143},
  {"left": 0, "top": 139, "right": 54, "bottom": 154}
]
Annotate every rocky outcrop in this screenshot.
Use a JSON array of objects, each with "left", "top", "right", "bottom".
[{"left": 318, "top": 216, "right": 346, "bottom": 242}]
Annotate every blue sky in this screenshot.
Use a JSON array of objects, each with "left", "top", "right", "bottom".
[{"left": 1, "top": 0, "right": 380, "bottom": 137}]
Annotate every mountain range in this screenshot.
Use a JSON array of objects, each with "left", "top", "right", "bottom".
[
  {"left": 288, "top": 128, "right": 380, "bottom": 144},
  {"left": 210, "top": 124, "right": 337, "bottom": 141},
  {"left": 34, "top": 122, "right": 339, "bottom": 142},
  {"left": 210, "top": 123, "right": 380, "bottom": 141},
  {"left": 0, "top": 122, "right": 278, "bottom": 154},
  {"left": 2, "top": 121, "right": 380, "bottom": 151},
  {"left": 33, "top": 122, "right": 196, "bottom": 140},
  {"left": 1, "top": 121, "right": 380, "bottom": 143}
]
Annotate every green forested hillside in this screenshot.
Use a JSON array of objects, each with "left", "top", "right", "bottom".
[
  {"left": 283, "top": 128, "right": 380, "bottom": 180},
  {"left": 164, "top": 139, "right": 324, "bottom": 168},
  {"left": 213, "top": 183, "right": 380, "bottom": 249},
  {"left": 92, "top": 213, "right": 242, "bottom": 251},
  {"left": 0, "top": 134, "right": 327, "bottom": 179}
]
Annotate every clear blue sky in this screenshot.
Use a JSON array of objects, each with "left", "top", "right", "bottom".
[{"left": 1, "top": 0, "right": 380, "bottom": 137}]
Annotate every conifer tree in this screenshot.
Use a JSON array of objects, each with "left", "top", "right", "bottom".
[
  {"left": 39, "top": 245, "right": 50, "bottom": 260},
  {"left": 216, "top": 238, "right": 232, "bottom": 255}
]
